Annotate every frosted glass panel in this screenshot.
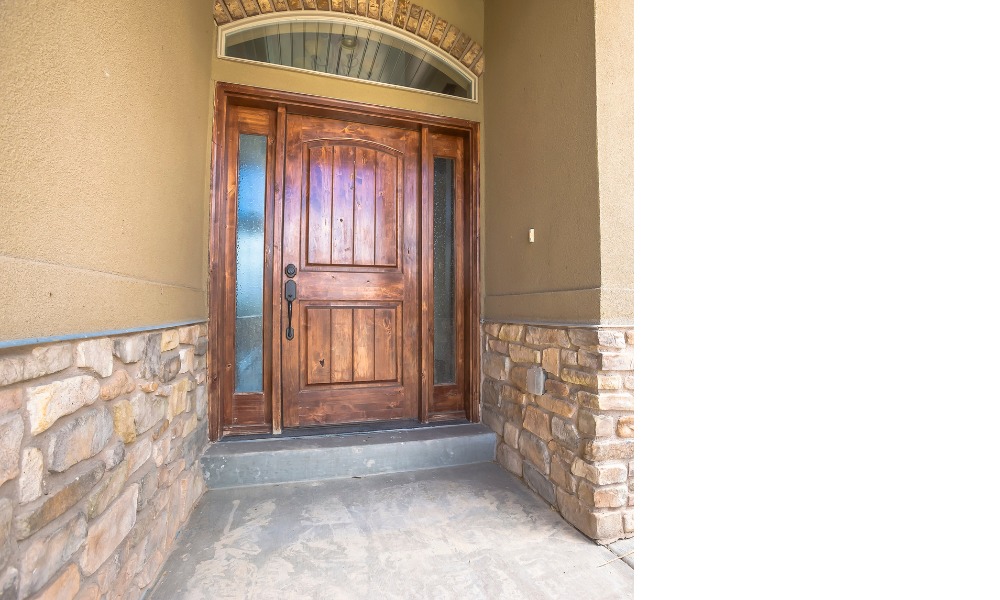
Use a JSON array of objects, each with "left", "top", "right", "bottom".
[
  {"left": 433, "top": 158, "right": 456, "bottom": 384},
  {"left": 235, "top": 134, "right": 266, "bottom": 393}
]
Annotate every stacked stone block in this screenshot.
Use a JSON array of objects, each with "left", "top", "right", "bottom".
[
  {"left": 480, "top": 322, "right": 634, "bottom": 543},
  {"left": 0, "top": 324, "right": 210, "bottom": 599}
]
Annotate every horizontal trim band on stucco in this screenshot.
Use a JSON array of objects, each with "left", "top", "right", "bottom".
[
  {"left": 1, "top": 254, "right": 204, "bottom": 292},
  {"left": 0, "top": 255, "right": 208, "bottom": 342},
  {"left": 486, "top": 286, "right": 602, "bottom": 298},
  {"left": 484, "top": 287, "right": 602, "bottom": 326},
  {"left": 0, "top": 319, "right": 208, "bottom": 351},
  {"left": 485, "top": 286, "right": 634, "bottom": 327},
  {"left": 479, "top": 318, "right": 633, "bottom": 329}
]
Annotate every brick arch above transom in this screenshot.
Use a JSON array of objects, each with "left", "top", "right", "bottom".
[{"left": 213, "top": 0, "right": 486, "bottom": 77}]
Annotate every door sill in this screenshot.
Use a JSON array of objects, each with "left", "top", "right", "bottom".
[{"left": 219, "top": 418, "right": 470, "bottom": 442}]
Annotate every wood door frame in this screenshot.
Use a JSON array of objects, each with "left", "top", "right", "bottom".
[{"left": 208, "top": 82, "right": 481, "bottom": 441}]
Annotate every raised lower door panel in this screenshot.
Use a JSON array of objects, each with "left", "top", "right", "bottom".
[{"left": 303, "top": 305, "right": 400, "bottom": 385}]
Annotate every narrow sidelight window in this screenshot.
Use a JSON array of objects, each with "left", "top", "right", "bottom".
[
  {"left": 234, "top": 134, "right": 267, "bottom": 393},
  {"left": 433, "top": 157, "right": 457, "bottom": 384}
]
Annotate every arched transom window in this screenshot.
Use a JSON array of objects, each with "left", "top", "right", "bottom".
[{"left": 221, "top": 15, "right": 476, "bottom": 100}]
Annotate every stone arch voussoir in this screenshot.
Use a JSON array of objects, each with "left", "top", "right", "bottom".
[{"left": 213, "top": 0, "right": 485, "bottom": 77}]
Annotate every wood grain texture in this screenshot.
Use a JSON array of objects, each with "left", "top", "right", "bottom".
[
  {"left": 353, "top": 148, "right": 376, "bottom": 266},
  {"left": 375, "top": 152, "right": 398, "bottom": 266},
  {"left": 353, "top": 308, "right": 375, "bottom": 381},
  {"left": 306, "top": 307, "right": 332, "bottom": 384},
  {"left": 418, "top": 126, "right": 433, "bottom": 422},
  {"left": 427, "top": 132, "right": 468, "bottom": 418},
  {"left": 467, "top": 122, "right": 481, "bottom": 423},
  {"left": 281, "top": 112, "right": 421, "bottom": 427},
  {"left": 331, "top": 145, "right": 356, "bottom": 264},
  {"left": 331, "top": 308, "right": 354, "bottom": 382},
  {"left": 208, "top": 84, "right": 229, "bottom": 440},
  {"left": 215, "top": 103, "right": 277, "bottom": 437},
  {"left": 271, "top": 106, "right": 288, "bottom": 434},
  {"left": 307, "top": 145, "right": 333, "bottom": 265},
  {"left": 374, "top": 307, "right": 397, "bottom": 381},
  {"left": 211, "top": 84, "right": 481, "bottom": 435}
]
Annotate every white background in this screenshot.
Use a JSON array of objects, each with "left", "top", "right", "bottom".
[{"left": 635, "top": 1, "right": 1000, "bottom": 597}]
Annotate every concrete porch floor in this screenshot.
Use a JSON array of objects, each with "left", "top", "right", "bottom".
[{"left": 147, "top": 462, "right": 634, "bottom": 599}]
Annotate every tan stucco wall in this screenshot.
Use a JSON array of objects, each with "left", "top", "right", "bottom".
[
  {"left": 211, "top": 0, "right": 484, "bottom": 123},
  {"left": 0, "top": 0, "right": 215, "bottom": 341},
  {"left": 596, "top": 0, "right": 634, "bottom": 325},
  {"left": 483, "top": 0, "right": 604, "bottom": 324},
  {"left": 0, "top": 0, "right": 485, "bottom": 344}
]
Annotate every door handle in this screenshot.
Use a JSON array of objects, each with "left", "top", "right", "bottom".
[{"left": 284, "top": 279, "right": 297, "bottom": 340}]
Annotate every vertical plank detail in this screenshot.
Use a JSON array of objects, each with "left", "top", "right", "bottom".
[
  {"left": 354, "top": 148, "right": 376, "bottom": 265},
  {"left": 375, "top": 153, "right": 398, "bottom": 266},
  {"left": 306, "top": 308, "right": 332, "bottom": 384},
  {"left": 331, "top": 308, "right": 354, "bottom": 382},
  {"left": 307, "top": 146, "right": 333, "bottom": 265},
  {"left": 353, "top": 308, "right": 375, "bottom": 381},
  {"left": 332, "top": 145, "right": 356, "bottom": 264},
  {"left": 374, "top": 308, "right": 397, "bottom": 380}
]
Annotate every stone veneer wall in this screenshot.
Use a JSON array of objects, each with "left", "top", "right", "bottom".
[
  {"left": 0, "top": 324, "right": 210, "bottom": 599},
  {"left": 480, "top": 322, "right": 634, "bottom": 543}
]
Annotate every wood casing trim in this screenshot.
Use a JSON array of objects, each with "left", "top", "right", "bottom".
[
  {"left": 208, "top": 81, "right": 481, "bottom": 440},
  {"left": 418, "top": 126, "right": 433, "bottom": 422}
]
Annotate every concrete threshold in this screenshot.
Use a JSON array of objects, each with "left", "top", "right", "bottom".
[{"left": 201, "top": 423, "right": 497, "bottom": 489}]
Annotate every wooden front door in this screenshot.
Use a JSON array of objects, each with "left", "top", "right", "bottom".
[
  {"left": 210, "top": 83, "right": 481, "bottom": 440},
  {"left": 281, "top": 115, "right": 421, "bottom": 427}
]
